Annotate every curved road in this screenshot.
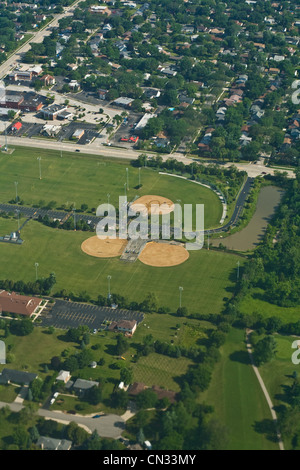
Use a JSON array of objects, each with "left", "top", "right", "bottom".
[{"left": 0, "top": 400, "right": 125, "bottom": 438}]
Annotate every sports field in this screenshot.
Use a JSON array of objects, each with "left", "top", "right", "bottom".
[
  {"left": 200, "top": 328, "right": 279, "bottom": 450},
  {"left": 0, "top": 217, "right": 242, "bottom": 315},
  {"left": 0, "top": 146, "right": 222, "bottom": 230}
]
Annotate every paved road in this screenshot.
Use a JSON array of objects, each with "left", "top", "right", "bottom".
[
  {"left": 0, "top": 400, "right": 125, "bottom": 437},
  {"left": 0, "top": 0, "right": 82, "bottom": 80},
  {"left": 246, "top": 329, "right": 285, "bottom": 451},
  {"left": 206, "top": 177, "right": 254, "bottom": 234},
  {"left": 3, "top": 136, "right": 296, "bottom": 180}
]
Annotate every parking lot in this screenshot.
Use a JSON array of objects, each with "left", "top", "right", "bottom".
[
  {"left": 111, "top": 112, "right": 142, "bottom": 148},
  {"left": 39, "top": 299, "right": 144, "bottom": 330},
  {"left": 57, "top": 121, "right": 100, "bottom": 143}
]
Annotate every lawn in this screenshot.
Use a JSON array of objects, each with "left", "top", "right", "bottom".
[
  {"left": 200, "top": 327, "right": 279, "bottom": 450},
  {"left": 239, "top": 288, "right": 300, "bottom": 324},
  {"left": 0, "top": 146, "right": 222, "bottom": 230},
  {"left": 0, "top": 218, "right": 243, "bottom": 315},
  {"left": 131, "top": 353, "right": 191, "bottom": 392}
]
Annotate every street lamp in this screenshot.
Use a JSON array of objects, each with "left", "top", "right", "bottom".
[
  {"left": 35, "top": 262, "right": 39, "bottom": 281},
  {"left": 179, "top": 286, "right": 183, "bottom": 309},
  {"left": 124, "top": 182, "right": 127, "bottom": 197},
  {"left": 107, "top": 275, "right": 112, "bottom": 300},
  {"left": 107, "top": 193, "right": 110, "bottom": 211}
]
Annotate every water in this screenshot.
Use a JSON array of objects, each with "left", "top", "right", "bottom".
[{"left": 211, "top": 185, "right": 283, "bottom": 252}]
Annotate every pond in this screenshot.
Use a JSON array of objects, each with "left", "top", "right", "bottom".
[{"left": 211, "top": 185, "right": 283, "bottom": 252}]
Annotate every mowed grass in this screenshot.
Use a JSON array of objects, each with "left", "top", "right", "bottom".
[
  {"left": 132, "top": 353, "right": 191, "bottom": 392},
  {"left": 239, "top": 289, "right": 300, "bottom": 324},
  {"left": 200, "top": 328, "right": 279, "bottom": 450},
  {"left": 0, "top": 146, "right": 222, "bottom": 229},
  {"left": 0, "top": 218, "right": 242, "bottom": 315}
]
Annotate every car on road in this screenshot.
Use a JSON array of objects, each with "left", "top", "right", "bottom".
[
  {"left": 75, "top": 149, "right": 80, "bottom": 152},
  {"left": 92, "top": 414, "right": 102, "bottom": 418}
]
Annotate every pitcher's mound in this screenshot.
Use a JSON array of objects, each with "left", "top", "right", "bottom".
[
  {"left": 138, "top": 241, "right": 189, "bottom": 267},
  {"left": 131, "top": 195, "right": 174, "bottom": 215},
  {"left": 81, "top": 236, "right": 127, "bottom": 258}
]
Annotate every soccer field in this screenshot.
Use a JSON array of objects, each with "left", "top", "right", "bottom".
[{"left": 0, "top": 146, "right": 222, "bottom": 229}]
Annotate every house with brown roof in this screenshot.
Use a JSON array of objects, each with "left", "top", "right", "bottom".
[
  {"left": 108, "top": 320, "right": 137, "bottom": 335},
  {"left": 0, "top": 290, "right": 42, "bottom": 317}
]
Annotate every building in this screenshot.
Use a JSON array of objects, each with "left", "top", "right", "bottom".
[
  {"left": 0, "top": 290, "right": 42, "bottom": 317},
  {"left": 108, "top": 319, "right": 137, "bottom": 335},
  {"left": 112, "top": 97, "right": 134, "bottom": 108},
  {"left": 73, "top": 378, "right": 99, "bottom": 395},
  {"left": 41, "top": 124, "right": 61, "bottom": 137},
  {"left": 98, "top": 88, "right": 108, "bottom": 100},
  {"left": 0, "top": 368, "right": 37, "bottom": 385},
  {"left": 37, "top": 437, "right": 72, "bottom": 451},
  {"left": 11, "top": 121, "right": 22, "bottom": 132},
  {"left": 89, "top": 5, "right": 111, "bottom": 14},
  {"left": 41, "top": 104, "right": 68, "bottom": 120},
  {"left": 41, "top": 74, "right": 55, "bottom": 86},
  {"left": 1, "top": 94, "right": 24, "bottom": 109},
  {"left": 72, "top": 129, "right": 85, "bottom": 140},
  {"left": 56, "top": 370, "right": 71, "bottom": 383},
  {"left": 134, "top": 113, "right": 156, "bottom": 133}
]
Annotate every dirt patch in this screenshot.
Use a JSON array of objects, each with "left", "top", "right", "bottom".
[
  {"left": 131, "top": 195, "right": 174, "bottom": 215},
  {"left": 81, "top": 236, "right": 128, "bottom": 258},
  {"left": 138, "top": 241, "right": 189, "bottom": 267}
]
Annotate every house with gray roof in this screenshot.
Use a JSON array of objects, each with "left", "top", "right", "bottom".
[
  {"left": 37, "top": 436, "right": 72, "bottom": 450},
  {"left": 0, "top": 368, "right": 37, "bottom": 385},
  {"left": 73, "top": 378, "right": 99, "bottom": 395}
]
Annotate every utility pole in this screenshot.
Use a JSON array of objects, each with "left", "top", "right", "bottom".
[
  {"left": 207, "top": 232, "right": 210, "bottom": 250},
  {"left": 237, "top": 261, "right": 240, "bottom": 280}
]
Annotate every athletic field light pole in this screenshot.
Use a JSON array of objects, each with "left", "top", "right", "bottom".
[
  {"left": 37, "top": 157, "right": 42, "bottom": 180},
  {"left": 139, "top": 167, "right": 141, "bottom": 187},
  {"left": 14, "top": 181, "right": 18, "bottom": 203},
  {"left": 35, "top": 262, "right": 39, "bottom": 281},
  {"left": 107, "top": 275, "right": 112, "bottom": 300},
  {"left": 179, "top": 286, "right": 183, "bottom": 309},
  {"left": 126, "top": 167, "right": 129, "bottom": 190}
]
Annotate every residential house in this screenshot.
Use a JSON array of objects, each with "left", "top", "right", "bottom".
[
  {"left": 56, "top": 370, "right": 71, "bottom": 383},
  {"left": 37, "top": 437, "right": 72, "bottom": 450},
  {"left": 0, "top": 368, "right": 37, "bottom": 385},
  {"left": 108, "top": 319, "right": 137, "bottom": 335},
  {"left": 73, "top": 378, "right": 99, "bottom": 395}
]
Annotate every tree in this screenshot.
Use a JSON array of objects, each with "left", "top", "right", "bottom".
[
  {"left": 10, "top": 319, "right": 33, "bottom": 336},
  {"left": 120, "top": 367, "right": 133, "bottom": 385},
  {"left": 253, "top": 336, "right": 277, "bottom": 366},
  {"left": 116, "top": 334, "right": 129, "bottom": 355},
  {"left": 86, "top": 385, "right": 102, "bottom": 405},
  {"left": 136, "top": 389, "right": 158, "bottom": 409}
]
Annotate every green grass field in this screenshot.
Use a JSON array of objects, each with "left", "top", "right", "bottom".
[
  {"left": 239, "top": 289, "right": 300, "bottom": 324},
  {"left": 0, "top": 146, "right": 222, "bottom": 230},
  {"left": 200, "top": 328, "right": 279, "bottom": 450},
  {"left": 0, "top": 217, "right": 242, "bottom": 315}
]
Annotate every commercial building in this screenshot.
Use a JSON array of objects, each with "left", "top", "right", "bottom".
[
  {"left": 41, "top": 104, "right": 68, "bottom": 120},
  {"left": 0, "top": 290, "right": 42, "bottom": 317}
]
